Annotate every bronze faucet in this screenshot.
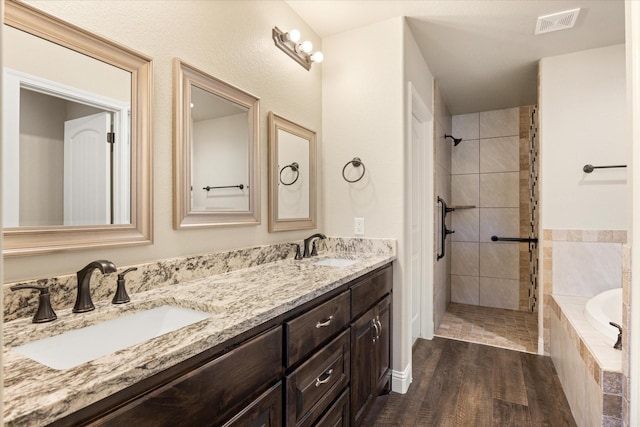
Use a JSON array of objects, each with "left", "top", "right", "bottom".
[
  {"left": 303, "top": 233, "right": 326, "bottom": 258},
  {"left": 73, "top": 260, "right": 117, "bottom": 313}
]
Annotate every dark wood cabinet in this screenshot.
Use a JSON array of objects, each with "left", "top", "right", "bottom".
[
  {"left": 285, "top": 291, "right": 351, "bottom": 367},
  {"left": 350, "top": 294, "right": 392, "bottom": 427},
  {"left": 221, "top": 382, "right": 283, "bottom": 427},
  {"left": 89, "top": 327, "right": 283, "bottom": 427},
  {"left": 285, "top": 330, "right": 350, "bottom": 427},
  {"left": 53, "top": 263, "right": 393, "bottom": 427},
  {"left": 314, "top": 388, "right": 350, "bottom": 427}
]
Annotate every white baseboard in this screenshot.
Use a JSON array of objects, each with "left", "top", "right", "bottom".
[{"left": 391, "top": 362, "right": 412, "bottom": 394}]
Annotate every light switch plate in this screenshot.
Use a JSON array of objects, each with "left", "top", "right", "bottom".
[{"left": 354, "top": 217, "right": 365, "bottom": 235}]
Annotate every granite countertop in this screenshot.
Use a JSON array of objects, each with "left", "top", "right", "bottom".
[{"left": 3, "top": 251, "right": 395, "bottom": 427}]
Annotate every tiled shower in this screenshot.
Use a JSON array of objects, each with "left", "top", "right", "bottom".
[{"left": 435, "top": 105, "right": 539, "bottom": 352}]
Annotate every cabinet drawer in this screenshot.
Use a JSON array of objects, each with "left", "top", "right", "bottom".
[
  {"left": 93, "top": 327, "right": 283, "bottom": 427},
  {"left": 351, "top": 265, "right": 392, "bottom": 319},
  {"left": 286, "top": 291, "right": 350, "bottom": 367},
  {"left": 313, "top": 388, "right": 349, "bottom": 427},
  {"left": 286, "top": 329, "right": 350, "bottom": 427}
]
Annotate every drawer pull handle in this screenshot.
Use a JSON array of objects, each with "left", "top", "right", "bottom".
[
  {"left": 315, "top": 369, "right": 334, "bottom": 387},
  {"left": 315, "top": 316, "right": 333, "bottom": 328}
]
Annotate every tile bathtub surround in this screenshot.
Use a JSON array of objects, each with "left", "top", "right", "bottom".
[
  {"left": 550, "top": 295, "right": 623, "bottom": 426},
  {"left": 553, "top": 241, "right": 623, "bottom": 297},
  {"left": 541, "top": 228, "right": 627, "bottom": 356},
  {"left": 3, "top": 251, "right": 396, "bottom": 426},
  {"left": 4, "top": 237, "right": 396, "bottom": 322}
]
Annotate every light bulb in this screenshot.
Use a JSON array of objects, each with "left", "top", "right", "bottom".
[
  {"left": 300, "top": 40, "right": 313, "bottom": 54},
  {"left": 310, "top": 51, "right": 324, "bottom": 63},
  {"left": 288, "top": 29, "right": 301, "bottom": 43}
]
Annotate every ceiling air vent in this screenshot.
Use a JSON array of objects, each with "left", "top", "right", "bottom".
[{"left": 535, "top": 8, "right": 580, "bottom": 35}]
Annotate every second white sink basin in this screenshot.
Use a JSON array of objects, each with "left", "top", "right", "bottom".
[
  {"left": 13, "top": 305, "right": 211, "bottom": 370},
  {"left": 314, "top": 258, "right": 360, "bottom": 268}
]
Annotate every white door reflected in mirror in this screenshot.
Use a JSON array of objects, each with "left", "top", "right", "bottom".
[
  {"left": 3, "top": 23, "right": 132, "bottom": 228},
  {"left": 2, "top": 0, "right": 153, "bottom": 256}
]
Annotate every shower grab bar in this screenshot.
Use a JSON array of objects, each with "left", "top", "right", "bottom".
[
  {"left": 491, "top": 235, "right": 538, "bottom": 243},
  {"left": 583, "top": 164, "right": 627, "bottom": 173},
  {"left": 437, "top": 196, "right": 455, "bottom": 260},
  {"left": 203, "top": 184, "right": 244, "bottom": 191}
]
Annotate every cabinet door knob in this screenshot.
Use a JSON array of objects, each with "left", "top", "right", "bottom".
[
  {"left": 315, "top": 315, "right": 333, "bottom": 328},
  {"left": 315, "top": 369, "right": 334, "bottom": 387}
]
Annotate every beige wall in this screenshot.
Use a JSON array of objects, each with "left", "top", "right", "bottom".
[
  {"left": 4, "top": 1, "right": 322, "bottom": 282},
  {"left": 539, "top": 44, "right": 627, "bottom": 231},
  {"left": 323, "top": 17, "right": 407, "bottom": 377}
]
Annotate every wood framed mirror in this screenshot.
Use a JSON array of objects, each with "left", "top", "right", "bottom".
[
  {"left": 173, "top": 59, "right": 260, "bottom": 229},
  {"left": 2, "top": 0, "right": 153, "bottom": 256},
  {"left": 268, "top": 112, "right": 317, "bottom": 232}
]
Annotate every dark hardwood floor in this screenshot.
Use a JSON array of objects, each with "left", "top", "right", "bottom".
[{"left": 363, "top": 337, "right": 576, "bottom": 427}]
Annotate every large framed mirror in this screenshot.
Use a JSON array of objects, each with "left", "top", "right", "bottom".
[
  {"left": 173, "top": 59, "right": 260, "bottom": 228},
  {"left": 2, "top": 0, "right": 153, "bottom": 256},
  {"left": 268, "top": 112, "right": 317, "bottom": 232}
]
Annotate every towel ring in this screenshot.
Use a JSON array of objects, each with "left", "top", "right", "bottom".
[
  {"left": 279, "top": 162, "right": 300, "bottom": 186},
  {"left": 342, "top": 157, "right": 366, "bottom": 183}
]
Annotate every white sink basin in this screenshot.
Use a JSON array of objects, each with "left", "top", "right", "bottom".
[
  {"left": 13, "top": 305, "right": 211, "bottom": 370},
  {"left": 314, "top": 258, "right": 360, "bottom": 268}
]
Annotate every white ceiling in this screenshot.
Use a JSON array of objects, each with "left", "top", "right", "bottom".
[{"left": 286, "top": 0, "right": 625, "bottom": 114}]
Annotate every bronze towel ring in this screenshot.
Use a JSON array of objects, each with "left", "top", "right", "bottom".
[
  {"left": 279, "top": 162, "right": 300, "bottom": 186},
  {"left": 342, "top": 157, "right": 365, "bottom": 183}
]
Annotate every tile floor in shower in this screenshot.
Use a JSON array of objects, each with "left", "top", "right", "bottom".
[{"left": 435, "top": 302, "right": 539, "bottom": 354}]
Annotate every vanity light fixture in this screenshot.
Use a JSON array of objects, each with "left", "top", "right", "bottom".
[{"left": 272, "top": 26, "right": 323, "bottom": 70}]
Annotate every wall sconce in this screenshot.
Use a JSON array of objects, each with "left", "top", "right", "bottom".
[{"left": 272, "top": 26, "right": 323, "bottom": 71}]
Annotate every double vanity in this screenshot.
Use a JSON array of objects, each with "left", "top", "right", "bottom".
[{"left": 4, "top": 246, "right": 395, "bottom": 426}]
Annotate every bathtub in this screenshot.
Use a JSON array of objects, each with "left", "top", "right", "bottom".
[{"left": 584, "top": 288, "right": 622, "bottom": 341}]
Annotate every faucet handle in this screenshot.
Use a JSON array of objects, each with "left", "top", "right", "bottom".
[
  {"left": 311, "top": 240, "right": 318, "bottom": 256},
  {"left": 113, "top": 267, "right": 137, "bottom": 304},
  {"left": 10, "top": 284, "right": 57, "bottom": 323},
  {"left": 291, "top": 243, "right": 303, "bottom": 260}
]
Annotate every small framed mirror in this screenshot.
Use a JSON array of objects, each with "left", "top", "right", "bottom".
[
  {"left": 268, "top": 112, "right": 317, "bottom": 232},
  {"left": 2, "top": 0, "right": 153, "bottom": 256},
  {"left": 173, "top": 59, "right": 260, "bottom": 229}
]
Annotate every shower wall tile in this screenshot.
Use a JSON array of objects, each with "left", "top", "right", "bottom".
[
  {"left": 451, "top": 242, "right": 479, "bottom": 276},
  {"left": 450, "top": 105, "right": 528, "bottom": 313},
  {"left": 451, "top": 275, "right": 480, "bottom": 305},
  {"left": 451, "top": 208, "right": 479, "bottom": 242},
  {"left": 479, "top": 172, "right": 519, "bottom": 207},
  {"left": 479, "top": 277, "right": 519, "bottom": 310},
  {"left": 480, "top": 242, "right": 519, "bottom": 280},
  {"left": 480, "top": 208, "right": 519, "bottom": 242},
  {"left": 451, "top": 139, "right": 479, "bottom": 174},
  {"left": 452, "top": 174, "right": 479, "bottom": 206},
  {"left": 480, "top": 136, "right": 519, "bottom": 173},
  {"left": 452, "top": 112, "right": 479, "bottom": 141},
  {"left": 479, "top": 107, "right": 519, "bottom": 138},
  {"left": 553, "top": 241, "right": 623, "bottom": 297}
]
